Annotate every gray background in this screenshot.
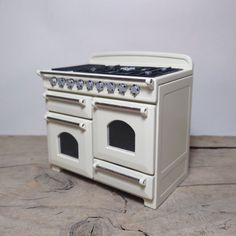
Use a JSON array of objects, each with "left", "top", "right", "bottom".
[{"left": 0, "top": 0, "right": 235, "bottom": 135}]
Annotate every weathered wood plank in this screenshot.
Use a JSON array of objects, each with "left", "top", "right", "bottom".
[
  {"left": 189, "top": 149, "right": 236, "bottom": 168},
  {"left": 0, "top": 135, "right": 48, "bottom": 166},
  {"left": 118, "top": 185, "right": 236, "bottom": 236},
  {"left": 190, "top": 136, "right": 236, "bottom": 147},
  {"left": 2, "top": 135, "right": 236, "bottom": 148},
  {"left": 185, "top": 149, "right": 236, "bottom": 186},
  {"left": 0, "top": 136, "right": 236, "bottom": 236},
  {"left": 181, "top": 166, "right": 236, "bottom": 186}
]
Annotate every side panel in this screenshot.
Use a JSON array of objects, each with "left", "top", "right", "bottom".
[
  {"left": 145, "top": 76, "right": 192, "bottom": 209},
  {"left": 159, "top": 80, "right": 191, "bottom": 174}
]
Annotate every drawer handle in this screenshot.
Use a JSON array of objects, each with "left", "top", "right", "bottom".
[
  {"left": 94, "top": 163, "right": 146, "bottom": 186},
  {"left": 46, "top": 116, "right": 86, "bottom": 130},
  {"left": 45, "top": 94, "right": 85, "bottom": 106},
  {"left": 93, "top": 102, "right": 148, "bottom": 117}
]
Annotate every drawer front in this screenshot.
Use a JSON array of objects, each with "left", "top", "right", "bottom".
[
  {"left": 93, "top": 159, "right": 154, "bottom": 200},
  {"left": 44, "top": 91, "right": 92, "bottom": 119}
]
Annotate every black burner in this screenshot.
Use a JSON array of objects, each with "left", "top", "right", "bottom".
[{"left": 52, "top": 64, "right": 182, "bottom": 78}]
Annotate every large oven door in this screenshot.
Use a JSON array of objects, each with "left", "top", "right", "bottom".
[
  {"left": 93, "top": 98, "right": 156, "bottom": 175},
  {"left": 46, "top": 112, "right": 93, "bottom": 178}
]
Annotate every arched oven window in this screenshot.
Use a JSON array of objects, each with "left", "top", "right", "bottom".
[
  {"left": 59, "top": 132, "right": 79, "bottom": 159},
  {"left": 108, "top": 120, "right": 135, "bottom": 152}
]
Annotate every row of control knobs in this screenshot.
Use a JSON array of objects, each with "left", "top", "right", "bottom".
[{"left": 48, "top": 77, "right": 141, "bottom": 95}]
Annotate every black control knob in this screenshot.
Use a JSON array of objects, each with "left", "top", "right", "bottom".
[
  {"left": 76, "top": 79, "right": 84, "bottom": 90},
  {"left": 66, "top": 79, "right": 75, "bottom": 89},
  {"left": 130, "top": 84, "right": 140, "bottom": 96},
  {"left": 118, "top": 83, "right": 128, "bottom": 95},
  {"left": 86, "top": 80, "right": 94, "bottom": 90},
  {"left": 96, "top": 81, "right": 105, "bottom": 92},
  {"left": 58, "top": 78, "right": 66, "bottom": 88},
  {"left": 49, "top": 77, "right": 57, "bottom": 87},
  {"left": 107, "top": 82, "right": 116, "bottom": 93}
]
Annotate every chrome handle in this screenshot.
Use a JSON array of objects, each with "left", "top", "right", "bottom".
[
  {"left": 145, "top": 78, "right": 154, "bottom": 90},
  {"left": 94, "top": 164, "right": 146, "bottom": 186},
  {"left": 45, "top": 94, "right": 85, "bottom": 106},
  {"left": 46, "top": 116, "right": 86, "bottom": 130},
  {"left": 93, "top": 102, "right": 148, "bottom": 117}
]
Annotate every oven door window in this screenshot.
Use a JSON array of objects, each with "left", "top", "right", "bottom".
[
  {"left": 59, "top": 132, "right": 79, "bottom": 159},
  {"left": 108, "top": 120, "right": 135, "bottom": 152}
]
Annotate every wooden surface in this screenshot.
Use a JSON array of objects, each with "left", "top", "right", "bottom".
[
  {"left": 190, "top": 136, "right": 236, "bottom": 148},
  {"left": 0, "top": 136, "right": 236, "bottom": 236}
]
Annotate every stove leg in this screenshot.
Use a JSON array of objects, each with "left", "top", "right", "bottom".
[
  {"left": 51, "top": 165, "right": 62, "bottom": 172},
  {"left": 144, "top": 198, "right": 158, "bottom": 209}
]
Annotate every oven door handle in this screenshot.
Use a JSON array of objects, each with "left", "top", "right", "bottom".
[
  {"left": 45, "top": 116, "right": 86, "bottom": 130},
  {"left": 94, "top": 163, "right": 146, "bottom": 186},
  {"left": 93, "top": 102, "right": 148, "bottom": 117},
  {"left": 44, "top": 93, "right": 86, "bottom": 106}
]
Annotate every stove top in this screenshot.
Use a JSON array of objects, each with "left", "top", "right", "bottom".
[{"left": 52, "top": 64, "right": 182, "bottom": 78}]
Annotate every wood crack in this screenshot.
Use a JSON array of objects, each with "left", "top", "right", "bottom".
[
  {"left": 180, "top": 183, "right": 236, "bottom": 187},
  {"left": 0, "top": 205, "right": 126, "bottom": 214},
  {"left": 34, "top": 172, "right": 74, "bottom": 192},
  {"left": 0, "top": 163, "right": 43, "bottom": 169},
  {"left": 217, "top": 219, "right": 232, "bottom": 230},
  {"left": 67, "top": 216, "right": 151, "bottom": 236},
  {"left": 120, "top": 224, "right": 151, "bottom": 236},
  {"left": 191, "top": 146, "right": 236, "bottom": 149},
  {"left": 118, "top": 194, "right": 128, "bottom": 213},
  {"left": 90, "top": 225, "right": 95, "bottom": 236}
]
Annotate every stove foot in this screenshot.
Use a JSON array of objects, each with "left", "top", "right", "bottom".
[
  {"left": 144, "top": 198, "right": 157, "bottom": 209},
  {"left": 51, "top": 165, "right": 62, "bottom": 172},
  {"left": 144, "top": 197, "right": 167, "bottom": 209}
]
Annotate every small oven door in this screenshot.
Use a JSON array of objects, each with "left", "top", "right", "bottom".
[
  {"left": 46, "top": 112, "right": 93, "bottom": 178},
  {"left": 93, "top": 98, "right": 156, "bottom": 175}
]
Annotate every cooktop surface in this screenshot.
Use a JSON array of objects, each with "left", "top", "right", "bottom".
[{"left": 52, "top": 64, "right": 182, "bottom": 78}]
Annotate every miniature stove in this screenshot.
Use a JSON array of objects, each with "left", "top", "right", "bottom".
[{"left": 37, "top": 52, "right": 193, "bottom": 209}]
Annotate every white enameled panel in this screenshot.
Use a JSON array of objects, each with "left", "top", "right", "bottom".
[
  {"left": 46, "top": 112, "right": 93, "bottom": 178},
  {"left": 93, "top": 97, "right": 156, "bottom": 175},
  {"left": 93, "top": 159, "right": 154, "bottom": 200},
  {"left": 44, "top": 91, "right": 92, "bottom": 119},
  {"left": 90, "top": 52, "right": 193, "bottom": 69}
]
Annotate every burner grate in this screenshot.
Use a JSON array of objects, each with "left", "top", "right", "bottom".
[{"left": 52, "top": 64, "right": 182, "bottom": 78}]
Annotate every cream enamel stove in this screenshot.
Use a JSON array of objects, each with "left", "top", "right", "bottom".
[{"left": 37, "top": 52, "right": 193, "bottom": 209}]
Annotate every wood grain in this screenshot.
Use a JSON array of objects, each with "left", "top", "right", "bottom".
[
  {"left": 0, "top": 136, "right": 236, "bottom": 236},
  {"left": 190, "top": 136, "right": 236, "bottom": 148}
]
